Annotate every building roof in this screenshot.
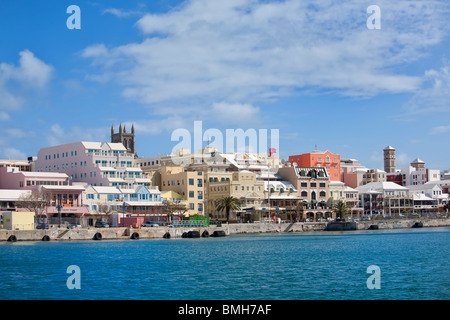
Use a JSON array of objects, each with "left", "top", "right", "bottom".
[
  {"left": 411, "top": 158, "right": 425, "bottom": 163},
  {"left": 0, "top": 189, "right": 32, "bottom": 201},
  {"left": 356, "top": 182, "right": 408, "bottom": 193},
  {"left": 90, "top": 186, "right": 122, "bottom": 194},
  {"left": 384, "top": 145, "right": 395, "bottom": 150}
]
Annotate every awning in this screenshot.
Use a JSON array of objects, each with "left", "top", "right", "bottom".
[{"left": 243, "top": 207, "right": 287, "bottom": 211}]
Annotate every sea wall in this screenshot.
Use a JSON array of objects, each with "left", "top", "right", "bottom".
[
  {"left": 1, "top": 219, "right": 449, "bottom": 241},
  {"left": 0, "top": 226, "right": 228, "bottom": 242}
]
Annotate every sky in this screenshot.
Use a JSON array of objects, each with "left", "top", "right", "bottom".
[{"left": 0, "top": 0, "right": 449, "bottom": 171}]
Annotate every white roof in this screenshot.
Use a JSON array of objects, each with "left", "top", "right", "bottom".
[
  {"left": 265, "top": 180, "right": 296, "bottom": 191},
  {"left": 411, "top": 158, "right": 424, "bottom": 163},
  {"left": 413, "top": 194, "right": 434, "bottom": 201},
  {"left": 124, "top": 201, "right": 164, "bottom": 206},
  {"left": 384, "top": 146, "right": 395, "bottom": 150},
  {"left": 356, "top": 182, "right": 408, "bottom": 193},
  {"left": 41, "top": 186, "right": 86, "bottom": 191},
  {"left": 0, "top": 189, "right": 32, "bottom": 201},
  {"left": 91, "top": 186, "right": 121, "bottom": 194},
  {"left": 81, "top": 141, "right": 102, "bottom": 150},
  {"left": 20, "top": 171, "right": 68, "bottom": 178}
]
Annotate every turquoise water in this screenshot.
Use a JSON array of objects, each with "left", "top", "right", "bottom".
[{"left": 0, "top": 227, "right": 449, "bottom": 300}]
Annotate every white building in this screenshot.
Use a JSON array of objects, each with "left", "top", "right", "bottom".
[
  {"left": 407, "top": 184, "right": 447, "bottom": 211},
  {"left": 36, "top": 141, "right": 151, "bottom": 189}
]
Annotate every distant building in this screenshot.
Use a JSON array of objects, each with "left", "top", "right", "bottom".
[
  {"left": 400, "top": 158, "right": 440, "bottom": 186},
  {"left": 0, "top": 159, "right": 31, "bottom": 172},
  {"left": 289, "top": 150, "right": 341, "bottom": 181},
  {"left": 111, "top": 123, "right": 136, "bottom": 156},
  {"left": 383, "top": 146, "right": 396, "bottom": 173}
]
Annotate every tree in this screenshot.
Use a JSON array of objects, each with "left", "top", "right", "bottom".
[
  {"left": 334, "top": 201, "right": 349, "bottom": 221},
  {"left": 215, "top": 196, "right": 241, "bottom": 223},
  {"left": 16, "top": 189, "right": 51, "bottom": 225},
  {"left": 164, "top": 201, "right": 188, "bottom": 225}
]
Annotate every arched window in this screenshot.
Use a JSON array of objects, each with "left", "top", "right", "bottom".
[
  {"left": 320, "top": 191, "right": 326, "bottom": 197},
  {"left": 301, "top": 191, "right": 307, "bottom": 197}
]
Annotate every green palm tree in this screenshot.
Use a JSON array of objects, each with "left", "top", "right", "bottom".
[
  {"left": 215, "top": 196, "right": 241, "bottom": 223},
  {"left": 334, "top": 201, "right": 349, "bottom": 221}
]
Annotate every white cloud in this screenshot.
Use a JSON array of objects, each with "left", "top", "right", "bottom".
[
  {"left": 429, "top": 125, "right": 450, "bottom": 135},
  {"left": 404, "top": 61, "right": 450, "bottom": 115},
  {"left": 81, "top": 0, "right": 449, "bottom": 130},
  {"left": 209, "top": 102, "right": 260, "bottom": 126},
  {"left": 103, "top": 8, "right": 144, "bottom": 18},
  {"left": 0, "top": 50, "right": 53, "bottom": 119}
]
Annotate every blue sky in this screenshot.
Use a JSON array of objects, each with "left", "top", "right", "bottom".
[{"left": 0, "top": 0, "right": 449, "bottom": 171}]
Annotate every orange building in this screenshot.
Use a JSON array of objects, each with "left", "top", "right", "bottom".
[{"left": 288, "top": 150, "right": 341, "bottom": 181}]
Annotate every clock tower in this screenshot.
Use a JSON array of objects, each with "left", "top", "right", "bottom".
[{"left": 383, "top": 146, "right": 396, "bottom": 173}]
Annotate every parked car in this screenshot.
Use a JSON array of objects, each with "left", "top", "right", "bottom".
[
  {"left": 95, "top": 221, "right": 109, "bottom": 228},
  {"left": 67, "top": 223, "right": 81, "bottom": 229},
  {"left": 141, "top": 221, "right": 159, "bottom": 227},
  {"left": 36, "top": 223, "right": 49, "bottom": 229}
]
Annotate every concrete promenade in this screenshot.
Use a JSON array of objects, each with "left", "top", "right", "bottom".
[{"left": 1, "top": 218, "right": 450, "bottom": 241}]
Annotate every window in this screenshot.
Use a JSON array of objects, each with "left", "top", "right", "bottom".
[
  {"left": 311, "top": 182, "right": 316, "bottom": 187},
  {"left": 301, "top": 191, "right": 307, "bottom": 197},
  {"left": 189, "top": 191, "right": 194, "bottom": 198},
  {"left": 301, "top": 182, "right": 307, "bottom": 188},
  {"left": 189, "top": 179, "right": 194, "bottom": 185},
  {"left": 320, "top": 191, "right": 326, "bottom": 197},
  {"left": 319, "top": 183, "right": 326, "bottom": 188},
  {"left": 189, "top": 203, "right": 194, "bottom": 210}
]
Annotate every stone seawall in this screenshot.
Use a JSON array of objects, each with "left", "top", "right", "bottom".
[
  {"left": 1, "top": 219, "right": 449, "bottom": 241},
  {"left": 0, "top": 226, "right": 228, "bottom": 242}
]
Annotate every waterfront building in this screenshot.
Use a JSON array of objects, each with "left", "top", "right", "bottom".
[
  {"left": 407, "top": 184, "right": 447, "bottom": 213},
  {"left": 383, "top": 145, "right": 396, "bottom": 173},
  {"left": 207, "top": 170, "right": 265, "bottom": 222},
  {"left": 0, "top": 166, "right": 69, "bottom": 189},
  {"left": 35, "top": 141, "right": 151, "bottom": 189},
  {"left": 159, "top": 166, "right": 205, "bottom": 215},
  {"left": 424, "top": 179, "right": 450, "bottom": 195},
  {"left": 276, "top": 166, "right": 334, "bottom": 220},
  {"left": 356, "top": 182, "right": 413, "bottom": 216},
  {"left": 288, "top": 150, "right": 341, "bottom": 181},
  {"left": 0, "top": 189, "right": 32, "bottom": 212},
  {"left": 1, "top": 211, "right": 35, "bottom": 230}
]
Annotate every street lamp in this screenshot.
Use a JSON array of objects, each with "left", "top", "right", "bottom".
[{"left": 57, "top": 204, "right": 62, "bottom": 228}]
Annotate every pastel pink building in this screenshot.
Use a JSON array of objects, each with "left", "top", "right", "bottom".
[{"left": 0, "top": 166, "right": 88, "bottom": 218}]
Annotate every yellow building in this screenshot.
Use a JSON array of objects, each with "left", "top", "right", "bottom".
[
  {"left": 207, "top": 171, "right": 265, "bottom": 221},
  {"left": 161, "top": 190, "right": 185, "bottom": 204},
  {"left": 160, "top": 166, "right": 205, "bottom": 215},
  {"left": 2, "top": 211, "right": 35, "bottom": 230}
]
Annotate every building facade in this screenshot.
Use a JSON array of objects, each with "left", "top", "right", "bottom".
[
  {"left": 35, "top": 141, "right": 151, "bottom": 189},
  {"left": 289, "top": 150, "right": 341, "bottom": 181}
]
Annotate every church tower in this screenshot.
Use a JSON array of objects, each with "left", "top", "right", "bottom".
[
  {"left": 111, "top": 123, "right": 136, "bottom": 156},
  {"left": 383, "top": 146, "right": 396, "bottom": 173}
]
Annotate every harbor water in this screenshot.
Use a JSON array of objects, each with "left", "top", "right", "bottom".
[{"left": 0, "top": 227, "right": 449, "bottom": 300}]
